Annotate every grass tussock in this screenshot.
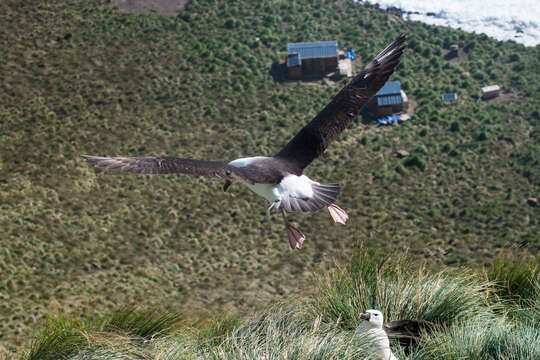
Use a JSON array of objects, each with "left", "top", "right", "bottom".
[
  {"left": 187, "top": 306, "right": 378, "bottom": 359},
  {"left": 485, "top": 254, "right": 540, "bottom": 304},
  {"left": 483, "top": 254, "right": 540, "bottom": 325},
  {"left": 100, "top": 307, "right": 184, "bottom": 339},
  {"left": 27, "top": 308, "right": 183, "bottom": 360},
  {"left": 312, "top": 249, "right": 495, "bottom": 330},
  {"left": 413, "top": 318, "right": 540, "bottom": 360},
  {"left": 25, "top": 251, "right": 540, "bottom": 359}
]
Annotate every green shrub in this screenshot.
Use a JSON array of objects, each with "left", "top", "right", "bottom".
[
  {"left": 404, "top": 155, "right": 427, "bottom": 171},
  {"left": 450, "top": 121, "right": 460, "bottom": 132}
]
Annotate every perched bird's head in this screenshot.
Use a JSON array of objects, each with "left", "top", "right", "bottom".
[{"left": 359, "top": 309, "right": 384, "bottom": 329}]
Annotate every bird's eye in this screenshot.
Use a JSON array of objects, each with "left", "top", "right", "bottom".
[{"left": 225, "top": 170, "right": 232, "bottom": 176}]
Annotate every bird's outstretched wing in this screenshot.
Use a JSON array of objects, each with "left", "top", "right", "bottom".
[
  {"left": 80, "top": 155, "right": 253, "bottom": 183},
  {"left": 275, "top": 34, "right": 406, "bottom": 172}
]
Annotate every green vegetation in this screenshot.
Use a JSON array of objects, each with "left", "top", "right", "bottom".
[
  {"left": 312, "top": 249, "right": 494, "bottom": 329},
  {"left": 0, "top": 0, "right": 538, "bottom": 355},
  {"left": 24, "top": 251, "right": 540, "bottom": 359},
  {"left": 27, "top": 308, "right": 183, "bottom": 360}
]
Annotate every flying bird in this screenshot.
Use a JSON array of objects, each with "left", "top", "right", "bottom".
[{"left": 81, "top": 35, "right": 406, "bottom": 249}]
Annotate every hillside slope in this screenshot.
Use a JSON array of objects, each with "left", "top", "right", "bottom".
[{"left": 0, "top": 0, "right": 538, "bottom": 354}]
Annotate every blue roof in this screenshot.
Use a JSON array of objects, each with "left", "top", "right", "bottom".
[
  {"left": 442, "top": 93, "right": 457, "bottom": 101},
  {"left": 376, "top": 81, "right": 401, "bottom": 96},
  {"left": 287, "top": 53, "right": 301, "bottom": 67},
  {"left": 287, "top": 41, "right": 338, "bottom": 60},
  {"left": 377, "top": 94, "right": 403, "bottom": 106}
]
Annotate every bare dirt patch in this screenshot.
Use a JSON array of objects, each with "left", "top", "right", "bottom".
[
  {"left": 443, "top": 48, "right": 469, "bottom": 63},
  {"left": 115, "top": 0, "right": 188, "bottom": 16},
  {"left": 482, "top": 91, "right": 517, "bottom": 104},
  {"left": 407, "top": 98, "right": 418, "bottom": 116}
]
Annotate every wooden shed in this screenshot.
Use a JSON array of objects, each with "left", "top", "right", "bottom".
[
  {"left": 369, "top": 81, "right": 409, "bottom": 116},
  {"left": 286, "top": 41, "right": 338, "bottom": 79}
]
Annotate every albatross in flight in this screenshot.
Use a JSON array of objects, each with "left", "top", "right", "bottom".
[{"left": 81, "top": 34, "right": 406, "bottom": 249}]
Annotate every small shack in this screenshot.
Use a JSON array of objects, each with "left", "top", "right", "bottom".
[
  {"left": 449, "top": 44, "right": 459, "bottom": 57},
  {"left": 481, "top": 85, "right": 501, "bottom": 100},
  {"left": 286, "top": 41, "right": 338, "bottom": 79},
  {"left": 442, "top": 93, "right": 458, "bottom": 104},
  {"left": 369, "top": 81, "right": 409, "bottom": 116}
]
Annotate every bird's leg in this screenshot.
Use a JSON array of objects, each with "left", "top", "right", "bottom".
[
  {"left": 327, "top": 204, "right": 348, "bottom": 225},
  {"left": 281, "top": 209, "right": 305, "bottom": 249}
]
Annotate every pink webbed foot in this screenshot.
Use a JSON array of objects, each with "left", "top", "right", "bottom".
[
  {"left": 286, "top": 223, "right": 306, "bottom": 249},
  {"left": 328, "top": 204, "right": 348, "bottom": 225}
]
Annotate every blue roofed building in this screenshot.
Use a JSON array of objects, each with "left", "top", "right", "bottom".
[
  {"left": 442, "top": 92, "right": 458, "bottom": 104},
  {"left": 369, "top": 80, "right": 409, "bottom": 115},
  {"left": 286, "top": 41, "right": 338, "bottom": 79}
]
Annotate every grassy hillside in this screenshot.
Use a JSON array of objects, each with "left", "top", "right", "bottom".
[
  {"left": 0, "top": 0, "right": 538, "bottom": 355},
  {"left": 25, "top": 252, "right": 540, "bottom": 359}
]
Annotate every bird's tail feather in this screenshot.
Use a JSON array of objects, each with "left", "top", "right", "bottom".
[{"left": 270, "top": 183, "right": 340, "bottom": 213}]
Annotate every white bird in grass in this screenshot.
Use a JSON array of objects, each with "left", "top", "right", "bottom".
[
  {"left": 357, "top": 310, "right": 399, "bottom": 360},
  {"left": 81, "top": 35, "right": 406, "bottom": 249}
]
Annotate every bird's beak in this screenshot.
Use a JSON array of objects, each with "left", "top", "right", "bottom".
[
  {"left": 223, "top": 180, "right": 232, "bottom": 192},
  {"left": 359, "top": 313, "right": 371, "bottom": 321}
]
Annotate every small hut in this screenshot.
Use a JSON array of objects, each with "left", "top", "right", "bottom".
[
  {"left": 286, "top": 41, "right": 338, "bottom": 79},
  {"left": 449, "top": 44, "right": 459, "bottom": 57},
  {"left": 442, "top": 93, "right": 458, "bottom": 104},
  {"left": 481, "top": 85, "right": 501, "bottom": 100},
  {"left": 369, "top": 81, "right": 409, "bottom": 116}
]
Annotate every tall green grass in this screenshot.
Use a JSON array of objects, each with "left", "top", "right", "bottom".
[
  {"left": 485, "top": 254, "right": 540, "bottom": 304},
  {"left": 412, "top": 318, "right": 540, "bottom": 360},
  {"left": 312, "top": 249, "right": 495, "bottom": 330},
  {"left": 27, "top": 308, "right": 183, "bottom": 360},
  {"left": 185, "top": 306, "right": 378, "bottom": 359},
  {"left": 24, "top": 252, "right": 540, "bottom": 359},
  {"left": 27, "top": 306, "right": 381, "bottom": 360},
  {"left": 27, "top": 316, "right": 87, "bottom": 360},
  {"left": 483, "top": 254, "right": 540, "bottom": 326}
]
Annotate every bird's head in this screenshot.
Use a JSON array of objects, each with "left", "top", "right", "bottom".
[
  {"left": 217, "top": 168, "right": 246, "bottom": 191},
  {"left": 215, "top": 167, "right": 242, "bottom": 181},
  {"left": 359, "top": 309, "right": 384, "bottom": 329}
]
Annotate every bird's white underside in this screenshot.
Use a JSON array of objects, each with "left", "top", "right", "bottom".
[{"left": 229, "top": 156, "right": 319, "bottom": 203}]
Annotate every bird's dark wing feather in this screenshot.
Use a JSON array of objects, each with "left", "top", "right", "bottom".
[
  {"left": 384, "top": 319, "right": 440, "bottom": 354},
  {"left": 275, "top": 34, "right": 406, "bottom": 172},
  {"left": 80, "top": 155, "right": 254, "bottom": 184}
]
